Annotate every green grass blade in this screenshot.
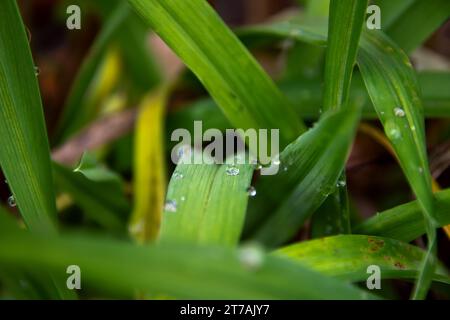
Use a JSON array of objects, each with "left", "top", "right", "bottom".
[
  {"left": 0, "top": 0, "right": 57, "bottom": 233},
  {"left": 385, "top": 0, "right": 450, "bottom": 54},
  {"left": 323, "top": 0, "right": 368, "bottom": 111},
  {"left": 0, "top": 213, "right": 376, "bottom": 300},
  {"left": 358, "top": 29, "right": 438, "bottom": 299},
  {"left": 276, "top": 235, "right": 449, "bottom": 284},
  {"left": 161, "top": 153, "right": 254, "bottom": 247},
  {"left": 247, "top": 104, "right": 362, "bottom": 247},
  {"left": 355, "top": 188, "right": 450, "bottom": 242},
  {"left": 358, "top": 30, "right": 436, "bottom": 216},
  {"left": 128, "top": 0, "right": 305, "bottom": 147}
]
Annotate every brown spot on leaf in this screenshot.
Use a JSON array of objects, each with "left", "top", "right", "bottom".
[{"left": 368, "top": 237, "right": 385, "bottom": 252}]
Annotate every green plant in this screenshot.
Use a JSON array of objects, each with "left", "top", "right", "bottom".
[{"left": 0, "top": 0, "right": 449, "bottom": 300}]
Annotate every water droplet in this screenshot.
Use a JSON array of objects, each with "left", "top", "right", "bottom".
[
  {"left": 418, "top": 167, "right": 424, "bottom": 174},
  {"left": 336, "top": 180, "right": 346, "bottom": 187},
  {"left": 273, "top": 159, "right": 281, "bottom": 166},
  {"left": 238, "top": 244, "right": 264, "bottom": 271},
  {"left": 173, "top": 171, "right": 184, "bottom": 180},
  {"left": 4, "top": 179, "right": 8, "bottom": 184},
  {"left": 34, "top": 66, "right": 40, "bottom": 76},
  {"left": 164, "top": 200, "right": 177, "bottom": 213},
  {"left": 247, "top": 186, "right": 257, "bottom": 197},
  {"left": 226, "top": 166, "right": 240, "bottom": 176},
  {"left": 394, "top": 107, "right": 405, "bottom": 117},
  {"left": 7, "top": 195, "right": 16, "bottom": 207},
  {"left": 283, "top": 167, "right": 288, "bottom": 172},
  {"left": 180, "top": 196, "right": 186, "bottom": 202},
  {"left": 385, "top": 121, "right": 402, "bottom": 141},
  {"left": 411, "top": 125, "right": 416, "bottom": 131}
]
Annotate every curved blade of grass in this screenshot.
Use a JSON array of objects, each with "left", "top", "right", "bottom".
[
  {"left": 0, "top": 213, "right": 376, "bottom": 300},
  {"left": 384, "top": 0, "right": 450, "bottom": 54},
  {"left": 247, "top": 104, "right": 362, "bottom": 247},
  {"left": 357, "top": 30, "right": 438, "bottom": 298},
  {"left": 275, "top": 235, "right": 449, "bottom": 284},
  {"left": 0, "top": 0, "right": 57, "bottom": 233},
  {"left": 355, "top": 188, "right": 450, "bottom": 242},
  {"left": 357, "top": 35, "right": 442, "bottom": 209},
  {"left": 128, "top": 0, "right": 305, "bottom": 148},
  {"left": 161, "top": 153, "right": 254, "bottom": 247},
  {"left": 129, "top": 90, "right": 167, "bottom": 243}
]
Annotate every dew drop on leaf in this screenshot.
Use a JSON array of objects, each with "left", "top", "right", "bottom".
[
  {"left": 7, "top": 195, "right": 16, "bottom": 207},
  {"left": 226, "top": 166, "right": 240, "bottom": 176},
  {"left": 336, "top": 180, "right": 346, "bottom": 187},
  {"left": 173, "top": 171, "right": 184, "bottom": 180},
  {"left": 394, "top": 107, "right": 405, "bottom": 117},
  {"left": 385, "top": 121, "right": 402, "bottom": 141},
  {"left": 34, "top": 66, "right": 40, "bottom": 76},
  {"left": 164, "top": 200, "right": 177, "bottom": 213},
  {"left": 247, "top": 186, "right": 257, "bottom": 197}
]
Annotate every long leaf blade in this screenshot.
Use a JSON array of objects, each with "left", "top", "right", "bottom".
[
  {"left": 0, "top": 0, "right": 56, "bottom": 233},
  {"left": 276, "top": 235, "right": 449, "bottom": 284},
  {"left": 0, "top": 212, "right": 376, "bottom": 300}
]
